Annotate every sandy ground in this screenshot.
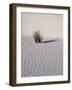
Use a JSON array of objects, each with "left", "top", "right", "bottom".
[{"left": 21, "top": 36, "right": 63, "bottom": 77}]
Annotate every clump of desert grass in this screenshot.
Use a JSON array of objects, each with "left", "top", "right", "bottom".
[{"left": 33, "top": 31, "right": 43, "bottom": 43}]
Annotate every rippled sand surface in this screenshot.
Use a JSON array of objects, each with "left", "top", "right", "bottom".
[{"left": 21, "top": 36, "right": 63, "bottom": 77}]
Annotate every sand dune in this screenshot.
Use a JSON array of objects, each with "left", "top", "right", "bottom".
[{"left": 21, "top": 36, "right": 63, "bottom": 77}]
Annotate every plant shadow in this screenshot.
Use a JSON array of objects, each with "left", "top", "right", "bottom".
[{"left": 41, "top": 39, "right": 59, "bottom": 43}]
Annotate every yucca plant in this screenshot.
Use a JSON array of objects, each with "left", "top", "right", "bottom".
[{"left": 33, "top": 31, "right": 42, "bottom": 43}]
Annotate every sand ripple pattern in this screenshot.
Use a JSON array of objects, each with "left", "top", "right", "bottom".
[{"left": 21, "top": 37, "right": 63, "bottom": 77}]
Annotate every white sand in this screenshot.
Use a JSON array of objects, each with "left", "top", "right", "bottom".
[{"left": 21, "top": 36, "right": 63, "bottom": 77}]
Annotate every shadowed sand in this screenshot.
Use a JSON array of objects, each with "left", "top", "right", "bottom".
[
  {"left": 42, "top": 39, "right": 58, "bottom": 43},
  {"left": 21, "top": 36, "right": 63, "bottom": 77}
]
